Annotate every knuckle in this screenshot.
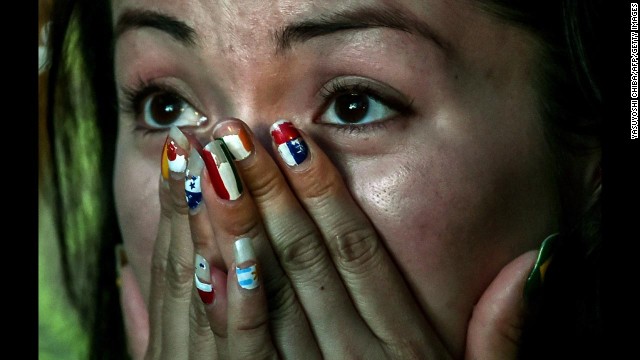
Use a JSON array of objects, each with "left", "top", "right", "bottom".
[
  {"left": 170, "top": 187, "right": 190, "bottom": 215},
  {"left": 262, "top": 273, "right": 299, "bottom": 322},
  {"left": 224, "top": 209, "right": 262, "bottom": 239},
  {"left": 234, "top": 311, "right": 270, "bottom": 334},
  {"left": 279, "top": 230, "right": 327, "bottom": 276},
  {"left": 246, "top": 166, "right": 284, "bottom": 203},
  {"left": 150, "top": 254, "right": 168, "bottom": 281},
  {"left": 301, "top": 167, "right": 341, "bottom": 204},
  {"left": 189, "top": 304, "right": 214, "bottom": 338},
  {"left": 165, "top": 249, "right": 194, "bottom": 291},
  {"left": 330, "top": 228, "right": 381, "bottom": 274}
]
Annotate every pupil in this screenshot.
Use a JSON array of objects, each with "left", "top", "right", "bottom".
[
  {"left": 335, "top": 93, "right": 369, "bottom": 123},
  {"left": 150, "top": 93, "right": 183, "bottom": 125}
]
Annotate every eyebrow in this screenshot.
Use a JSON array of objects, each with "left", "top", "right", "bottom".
[
  {"left": 114, "top": 9, "right": 198, "bottom": 46},
  {"left": 274, "top": 5, "right": 450, "bottom": 54}
]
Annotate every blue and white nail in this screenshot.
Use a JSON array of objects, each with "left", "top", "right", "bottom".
[
  {"left": 185, "top": 148, "right": 204, "bottom": 211},
  {"left": 234, "top": 238, "right": 260, "bottom": 290}
]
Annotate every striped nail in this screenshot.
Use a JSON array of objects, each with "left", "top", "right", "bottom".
[
  {"left": 194, "top": 254, "right": 214, "bottom": 304},
  {"left": 234, "top": 238, "right": 259, "bottom": 290},
  {"left": 202, "top": 139, "right": 243, "bottom": 200},
  {"left": 524, "top": 233, "right": 558, "bottom": 301},
  {"left": 162, "top": 127, "right": 190, "bottom": 180},
  {"left": 220, "top": 127, "right": 252, "bottom": 161},
  {"left": 185, "top": 148, "right": 204, "bottom": 211},
  {"left": 270, "top": 120, "right": 308, "bottom": 166}
]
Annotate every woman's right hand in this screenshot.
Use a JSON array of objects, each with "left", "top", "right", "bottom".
[{"left": 193, "top": 118, "right": 540, "bottom": 359}]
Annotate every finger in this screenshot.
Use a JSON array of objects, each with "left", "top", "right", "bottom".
[
  {"left": 159, "top": 127, "right": 195, "bottom": 358},
  {"left": 227, "top": 238, "right": 278, "bottom": 360},
  {"left": 200, "top": 127, "right": 321, "bottom": 358},
  {"left": 185, "top": 148, "right": 230, "bottom": 337},
  {"left": 268, "top": 120, "right": 447, "bottom": 356},
  {"left": 465, "top": 250, "right": 538, "bottom": 360},
  {"left": 117, "top": 245, "right": 149, "bottom": 360},
  {"left": 186, "top": 176, "right": 220, "bottom": 360},
  {"left": 189, "top": 288, "right": 217, "bottom": 360},
  {"left": 214, "top": 119, "right": 375, "bottom": 357},
  {"left": 145, "top": 154, "right": 174, "bottom": 359}
]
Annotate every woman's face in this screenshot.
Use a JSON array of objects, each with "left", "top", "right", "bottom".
[{"left": 112, "top": 0, "right": 560, "bottom": 351}]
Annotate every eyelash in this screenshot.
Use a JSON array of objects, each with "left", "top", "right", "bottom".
[
  {"left": 119, "top": 78, "right": 416, "bottom": 135},
  {"left": 318, "top": 79, "right": 415, "bottom": 133},
  {"left": 119, "top": 78, "right": 183, "bottom": 136}
]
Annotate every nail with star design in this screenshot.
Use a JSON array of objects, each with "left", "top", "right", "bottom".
[
  {"left": 185, "top": 148, "right": 205, "bottom": 212},
  {"left": 524, "top": 233, "right": 558, "bottom": 302},
  {"left": 234, "top": 238, "right": 260, "bottom": 290},
  {"left": 202, "top": 139, "right": 243, "bottom": 201},
  {"left": 161, "top": 126, "right": 190, "bottom": 180},
  {"left": 270, "top": 120, "right": 308, "bottom": 167},
  {"left": 194, "top": 253, "right": 215, "bottom": 304}
]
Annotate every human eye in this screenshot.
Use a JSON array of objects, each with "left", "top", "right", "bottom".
[
  {"left": 119, "top": 80, "right": 207, "bottom": 133},
  {"left": 317, "top": 77, "right": 414, "bottom": 129}
]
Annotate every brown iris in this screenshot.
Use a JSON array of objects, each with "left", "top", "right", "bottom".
[
  {"left": 149, "top": 92, "right": 184, "bottom": 126},
  {"left": 334, "top": 93, "right": 369, "bottom": 124}
]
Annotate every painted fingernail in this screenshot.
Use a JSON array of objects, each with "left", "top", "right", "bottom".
[
  {"left": 234, "top": 238, "right": 260, "bottom": 290},
  {"left": 270, "top": 120, "right": 308, "bottom": 166},
  {"left": 185, "top": 148, "right": 204, "bottom": 212},
  {"left": 524, "top": 233, "right": 558, "bottom": 301},
  {"left": 202, "top": 139, "right": 243, "bottom": 200},
  {"left": 161, "top": 127, "right": 190, "bottom": 180},
  {"left": 194, "top": 254, "right": 214, "bottom": 304},
  {"left": 219, "top": 127, "right": 252, "bottom": 161}
]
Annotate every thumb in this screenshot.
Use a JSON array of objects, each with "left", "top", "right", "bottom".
[
  {"left": 465, "top": 250, "right": 538, "bottom": 360},
  {"left": 117, "top": 245, "right": 150, "bottom": 360}
]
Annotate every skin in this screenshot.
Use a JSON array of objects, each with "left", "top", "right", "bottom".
[{"left": 111, "top": 0, "right": 581, "bottom": 357}]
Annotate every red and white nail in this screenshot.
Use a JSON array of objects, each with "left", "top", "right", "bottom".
[
  {"left": 162, "top": 127, "right": 190, "bottom": 180},
  {"left": 194, "top": 254, "right": 214, "bottom": 304},
  {"left": 202, "top": 139, "right": 243, "bottom": 200},
  {"left": 270, "top": 120, "right": 308, "bottom": 167}
]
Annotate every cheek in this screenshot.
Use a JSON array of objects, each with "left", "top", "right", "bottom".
[
  {"left": 114, "top": 137, "right": 162, "bottom": 302},
  {"left": 346, "top": 131, "right": 557, "bottom": 339}
]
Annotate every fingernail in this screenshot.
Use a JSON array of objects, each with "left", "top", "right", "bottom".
[
  {"left": 234, "top": 238, "right": 260, "bottom": 290},
  {"left": 524, "top": 233, "right": 558, "bottom": 301},
  {"left": 202, "top": 139, "right": 243, "bottom": 200},
  {"left": 162, "top": 127, "right": 190, "bottom": 180},
  {"left": 270, "top": 120, "right": 308, "bottom": 166},
  {"left": 219, "top": 127, "right": 252, "bottom": 161},
  {"left": 115, "top": 244, "right": 128, "bottom": 288},
  {"left": 194, "top": 254, "right": 214, "bottom": 304},
  {"left": 185, "top": 148, "right": 204, "bottom": 212}
]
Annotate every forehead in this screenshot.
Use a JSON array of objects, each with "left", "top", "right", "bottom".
[{"left": 110, "top": 0, "right": 463, "bottom": 50}]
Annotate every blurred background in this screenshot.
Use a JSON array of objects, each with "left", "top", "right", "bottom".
[{"left": 39, "top": 0, "right": 90, "bottom": 358}]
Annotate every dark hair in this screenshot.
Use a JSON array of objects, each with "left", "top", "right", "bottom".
[
  {"left": 45, "top": 0, "right": 604, "bottom": 358},
  {"left": 46, "top": 0, "right": 124, "bottom": 358},
  {"left": 476, "top": 1, "right": 604, "bottom": 358}
]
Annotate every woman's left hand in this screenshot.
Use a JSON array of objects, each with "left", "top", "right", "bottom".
[{"left": 192, "top": 118, "right": 538, "bottom": 359}]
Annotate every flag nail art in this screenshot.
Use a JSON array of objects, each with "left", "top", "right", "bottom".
[
  {"left": 270, "top": 120, "right": 308, "bottom": 166},
  {"left": 221, "top": 127, "right": 252, "bottom": 161},
  {"left": 194, "top": 254, "right": 214, "bottom": 304},
  {"left": 234, "top": 238, "right": 260, "bottom": 290},
  {"left": 162, "top": 127, "right": 190, "bottom": 179},
  {"left": 185, "top": 148, "right": 204, "bottom": 211},
  {"left": 202, "top": 139, "right": 243, "bottom": 200},
  {"left": 524, "top": 233, "right": 558, "bottom": 301}
]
